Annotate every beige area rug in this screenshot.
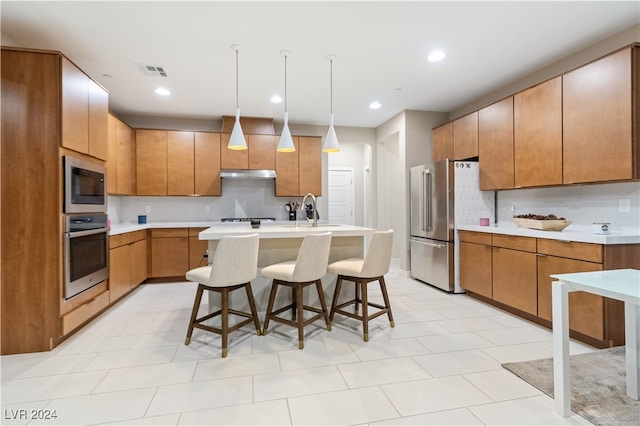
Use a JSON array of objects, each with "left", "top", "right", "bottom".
[{"left": 502, "top": 347, "right": 639, "bottom": 426}]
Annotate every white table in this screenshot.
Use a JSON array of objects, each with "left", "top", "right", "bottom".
[{"left": 551, "top": 269, "right": 640, "bottom": 417}]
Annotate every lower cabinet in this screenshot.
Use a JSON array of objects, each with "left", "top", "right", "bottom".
[
  {"left": 109, "top": 230, "right": 147, "bottom": 302},
  {"left": 150, "top": 228, "right": 189, "bottom": 278},
  {"left": 459, "top": 230, "right": 635, "bottom": 347},
  {"left": 189, "top": 227, "right": 209, "bottom": 269}
]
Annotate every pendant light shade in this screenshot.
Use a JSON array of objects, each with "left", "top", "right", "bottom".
[
  {"left": 277, "top": 51, "right": 295, "bottom": 152},
  {"left": 323, "top": 55, "right": 340, "bottom": 153},
  {"left": 228, "top": 45, "right": 247, "bottom": 150}
]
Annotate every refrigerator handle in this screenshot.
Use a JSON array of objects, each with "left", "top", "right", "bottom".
[{"left": 423, "top": 169, "right": 432, "bottom": 232}]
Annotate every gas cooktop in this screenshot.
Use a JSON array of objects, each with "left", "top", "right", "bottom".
[{"left": 220, "top": 217, "right": 276, "bottom": 222}]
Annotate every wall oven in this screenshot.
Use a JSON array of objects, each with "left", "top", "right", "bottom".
[
  {"left": 64, "top": 213, "right": 109, "bottom": 300},
  {"left": 64, "top": 155, "right": 107, "bottom": 213}
]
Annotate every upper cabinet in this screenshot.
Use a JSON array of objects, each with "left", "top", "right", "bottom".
[
  {"left": 432, "top": 122, "right": 453, "bottom": 162},
  {"left": 275, "top": 136, "right": 322, "bottom": 196},
  {"left": 563, "top": 47, "right": 638, "bottom": 184},
  {"left": 479, "top": 97, "right": 514, "bottom": 190},
  {"left": 107, "top": 114, "right": 135, "bottom": 195},
  {"left": 220, "top": 134, "right": 276, "bottom": 170},
  {"left": 136, "top": 129, "right": 221, "bottom": 196},
  {"left": 452, "top": 112, "right": 478, "bottom": 160},
  {"left": 61, "top": 57, "right": 108, "bottom": 160},
  {"left": 514, "top": 77, "right": 562, "bottom": 187},
  {"left": 435, "top": 44, "right": 640, "bottom": 189}
]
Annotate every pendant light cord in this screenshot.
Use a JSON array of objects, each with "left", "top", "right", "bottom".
[
  {"left": 235, "top": 49, "right": 239, "bottom": 110},
  {"left": 284, "top": 54, "right": 288, "bottom": 113},
  {"left": 329, "top": 58, "right": 333, "bottom": 114}
]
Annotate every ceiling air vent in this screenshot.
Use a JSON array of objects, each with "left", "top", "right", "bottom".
[{"left": 137, "top": 64, "right": 168, "bottom": 77}]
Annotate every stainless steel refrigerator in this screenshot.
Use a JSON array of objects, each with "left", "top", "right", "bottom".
[{"left": 410, "top": 160, "right": 494, "bottom": 293}]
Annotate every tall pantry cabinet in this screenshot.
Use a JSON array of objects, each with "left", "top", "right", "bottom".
[{"left": 1, "top": 47, "right": 109, "bottom": 355}]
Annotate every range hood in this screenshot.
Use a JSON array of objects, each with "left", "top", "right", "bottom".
[{"left": 220, "top": 169, "right": 277, "bottom": 179}]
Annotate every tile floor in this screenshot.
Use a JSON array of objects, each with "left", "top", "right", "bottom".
[{"left": 1, "top": 267, "right": 595, "bottom": 425}]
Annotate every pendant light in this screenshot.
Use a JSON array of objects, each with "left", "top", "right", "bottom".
[
  {"left": 277, "top": 50, "right": 295, "bottom": 152},
  {"left": 323, "top": 55, "right": 340, "bottom": 153},
  {"left": 228, "top": 44, "right": 247, "bottom": 150}
]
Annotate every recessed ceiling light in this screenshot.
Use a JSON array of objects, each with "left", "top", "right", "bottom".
[
  {"left": 155, "top": 87, "right": 170, "bottom": 96},
  {"left": 270, "top": 95, "right": 283, "bottom": 103},
  {"left": 369, "top": 102, "right": 381, "bottom": 110},
  {"left": 427, "top": 50, "right": 446, "bottom": 62}
]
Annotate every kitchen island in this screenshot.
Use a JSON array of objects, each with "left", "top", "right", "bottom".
[{"left": 199, "top": 222, "right": 377, "bottom": 309}]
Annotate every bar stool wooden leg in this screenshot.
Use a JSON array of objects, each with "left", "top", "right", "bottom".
[
  {"left": 245, "top": 283, "right": 261, "bottom": 335},
  {"left": 185, "top": 284, "right": 205, "bottom": 345},
  {"left": 354, "top": 283, "right": 360, "bottom": 313},
  {"left": 379, "top": 276, "right": 395, "bottom": 327},
  {"left": 361, "top": 280, "right": 369, "bottom": 342},
  {"left": 262, "top": 280, "right": 279, "bottom": 335},
  {"left": 221, "top": 288, "right": 229, "bottom": 358},
  {"left": 296, "top": 285, "right": 304, "bottom": 349},
  {"left": 291, "top": 287, "right": 297, "bottom": 321},
  {"left": 329, "top": 276, "right": 343, "bottom": 324},
  {"left": 315, "top": 279, "right": 331, "bottom": 331}
]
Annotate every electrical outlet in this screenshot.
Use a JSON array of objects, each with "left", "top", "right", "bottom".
[
  {"left": 510, "top": 202, "right": 517, "bottom": 212},
  {"left": 205, "top": 204, "right": 211, "bottom": 213},
  {"left": 145, "top": 205, "right": 151, "bottom": 214},
  {"left": 619, "top": 198, "right": 631, "bottom": 213}
]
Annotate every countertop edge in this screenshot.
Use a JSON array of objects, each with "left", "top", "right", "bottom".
[{"left": 456, "top": 223, "right": 640, "bottom": 245}]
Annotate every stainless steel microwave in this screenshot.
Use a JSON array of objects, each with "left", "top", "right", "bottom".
[{"left": 64, "top": 155, "right": 107, "bottom": 213}]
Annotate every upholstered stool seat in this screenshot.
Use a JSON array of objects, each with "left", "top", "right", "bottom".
[
  {"left": 184, "top": 233, "right": 260, "bottom": 357},
  {"left": 328, "top": 229, "right": 394, "bottom": 341},
  {"left": 261, "top": 232, "right": 332, "bottom": 349}
]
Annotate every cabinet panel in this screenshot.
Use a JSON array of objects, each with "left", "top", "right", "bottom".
[
  {"left": 452, "top": 112, "right": 478, "bottom": 160},
  {"left": 492, "top": 247, "right": 537, "bottom": 315},
  {"left": 189, "top": 237, "right": 209, "bottom": 269},
  {"left": 88, "top": 79, "right": 109, "bottom": 160},
  {"left": 491, "top": 234, "right": 536, "bottom": 252},
  {"left": 151, "top": 228, "right": 188, "bottom": 238},
  {"left": 537, "top": 239, "right": 602, "bottom": 263},
  {"left": 109, "top": 244, "right": 131, "bottom": 302},
  {"left": 514, "top": 77, "right": 562, "bottom": 187},
  {"left": 151, "top": 236, "right": 189, "bottom": 278},
  {"left": 220, "top": 133, "right": 248, "bottom": 169},
  {"left": 61, "top": 57, "right": 89, "bottom": 154},
  {"left": 195, "top": 132, "right": 221, "bottom": 196},
  {"left": 537, "top": 255, "right": 604, "bottom": 339},
  {"left": 563, "top": 48, "right": 633, "bottom": 183},
  {"left": 479, "top": 97, "right": 514, "bottom": 190},
  {"left": 117, "top": 119, "right": 135, "bottom": 195},
  {"left": 136, "top": 130, "right": 167, "bottom": 195},
  {"left": 460, "top": 241, "right": 492, "bottom": 298},
  {"left": 459, "top": 230, "right": 491, "bottom": 245},
  {"left": 432, "top": 122, "right": 453, "bottom": 161},
  {"left": 107, "top": 115, "right": 118, "bottom": 194},
  {"left": 130, "top": 238, "right": 148, "bottom": 287},
  {"left": 298, "top": 136, "right": 322, "bottom": 196},
  {"left": 248, "top": 134, "right": 276, "bottom": 169},
  {"left": 167, "top": 131, "right": 195, "bottom": 195},
  {"left": 61, "top": 291, "right": 109, "bottom": 336},
  {"left": 275, "top": 137, "right": 300, "bottom": 196}
]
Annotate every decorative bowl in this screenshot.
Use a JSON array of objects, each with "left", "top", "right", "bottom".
[{"left": 512, "top": 218, "right": 572, "bottom": 231}]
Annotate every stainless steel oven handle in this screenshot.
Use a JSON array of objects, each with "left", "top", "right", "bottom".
[{"left": 67, "top": 227, "right": 109, "bottom": 238}]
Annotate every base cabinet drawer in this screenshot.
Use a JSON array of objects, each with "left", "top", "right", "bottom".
[{"left": 61, "top": 291, "right": 110, "bottom": 335}]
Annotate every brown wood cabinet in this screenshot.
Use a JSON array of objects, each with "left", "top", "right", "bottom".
[
  {"left": 249, "top": 134, "right": 277, "bottom": 169},
  {"left": 432, "top": 122, "right": 453, "bottom": 161},
  {"left": 459, "top": 231, "right": 492, "bottom": 298},
  {"left": 150, "top": 228, "right": 189, "bottom": 278},
  {"left": 167, "top": 131, "right": 195, "bottom": 196},
  {"left": 514, "top": 77, "right": 562, "bottom": 187},
  {"left": 220, "top": 133, "right": 249, "bottom": 169},
  {"left": 563, "top": 47, "right": 638, "bottom": 183},
  {"left": 189, "top": 228, "right": 209, "bottom": 269},
  {"left": 479, "top": 97, "right": 514, "bottom": 190},
  {"left": 195, "top": 132, "right": 221, "bottom": 196},
  {"left": 452, "top": 112, "right": 478, "bottom": 160},
  {"left": 459, "top": 229, "right": 637, "bottom": 347},
  {"left": 109, "top": 231, "right": 148, "bottom": 303},
  {"left": 275, "top": 136, "right": 322, "bottom": 196},
  {"left": 61, "top": 56, "right": 108, "bottom": 160},
  {"left": 107, "top": 114, "right": 135, "bottom": 195},
  {"left": 136, "top": 130, "right": 168, "bottom": 195},
  {"left": 491, "top": 236, "right": 537, "bottom": 316}
]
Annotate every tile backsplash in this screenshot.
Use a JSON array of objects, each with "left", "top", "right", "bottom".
[{"left": 497, "top": 181, "right": 640, "bottom": 232}]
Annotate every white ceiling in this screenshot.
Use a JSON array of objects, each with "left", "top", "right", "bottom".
[{"left": 2, "top": 1, "right": 638, "bottom": 128}]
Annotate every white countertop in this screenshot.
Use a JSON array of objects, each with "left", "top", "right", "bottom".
[
  {"left": 109, "top": 221, "right": 376, "bottom": 239},
  {"left": 457, "top": 222, "right": 640, "bottom": 244}
]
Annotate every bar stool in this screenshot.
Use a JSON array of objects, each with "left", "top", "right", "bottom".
[
  {"left": 184, "top": 233, "right": 260, "bottom": 358},
  {"left": 261, "top": 232, "right": 332, "bottom": 349},
  {"left": 328, "top": 229, "right": 394, "bottom": 341}
]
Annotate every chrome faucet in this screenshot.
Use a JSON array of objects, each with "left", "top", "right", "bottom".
[{"left": 301, "top": 193, "right": 317, "bottom": 227}]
